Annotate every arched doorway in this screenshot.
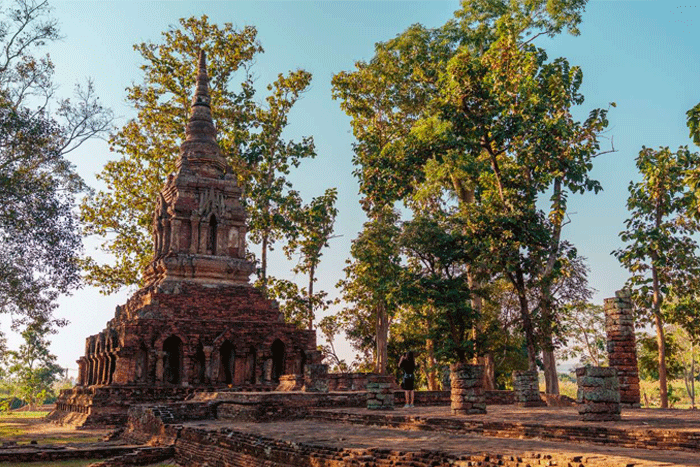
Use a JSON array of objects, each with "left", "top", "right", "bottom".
[
  {"left": 271, "top": 339, "right": 285, "bottom": 382},
  {"left": 163, "top": 335, "right": 183, "bottom": 385},
  {"left": 219, "top": 340, "right": 235, "bottom": 384}
]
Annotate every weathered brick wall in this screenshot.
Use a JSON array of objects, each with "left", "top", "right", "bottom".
[
  {"left": 327, "top": 372, "right": 372, "bottom": 391},
  {"left": 604, "top": 290, "right": 641, "bottom": 407},
  {"left": 171, "top": 425, "right": 649, "bottom": 467},
  {"left": 307, "top": 409, "right": 700, "bottom": 452}
]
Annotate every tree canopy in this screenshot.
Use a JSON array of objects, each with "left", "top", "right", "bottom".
[{"left": 0, "top": 0, "right": 111, "bottom": 328}]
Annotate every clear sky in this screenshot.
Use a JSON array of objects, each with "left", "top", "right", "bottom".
[{"left": 2, "top": 0, "right": 700, "bottom": 375}]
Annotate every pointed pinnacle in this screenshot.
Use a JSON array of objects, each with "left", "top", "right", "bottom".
[{"left": 192, "top": 50, "right": 210, "bottom": 108}]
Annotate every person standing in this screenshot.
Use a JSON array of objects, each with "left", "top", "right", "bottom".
[{"left": 398, "top": 351, "right": 416, "bottom": 408}]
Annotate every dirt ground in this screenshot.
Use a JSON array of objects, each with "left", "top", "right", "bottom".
[{"left": 0, "top": 411, "right": 109, "bottom": 446}]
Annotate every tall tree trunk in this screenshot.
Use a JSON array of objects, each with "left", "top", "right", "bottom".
[
  {"left": 425, "top": 337, "right": 439, "bottom": 390},
  {"left": 261, "top": 234, "right": 268, "bottom": 292},
  {"left": 308, "top": 264, "right": 315, "bottom": 330},
  {"left": 651, "top": 192, "right": 668, "bottom": 408},
  {"left": 542, "top": 346, "right": 560, "bottom": 395},
  {"left": 482, "top": 353, "right": 496, "bottom": 390},
  {"left": 513, "top": 270, "right": 538, "bottom": 371},
  {"left": 654, "top": 311, "right": 668, "bottom": 408},
  {"left": 376, "top": 303, "right": 389, "bottom": 375}
]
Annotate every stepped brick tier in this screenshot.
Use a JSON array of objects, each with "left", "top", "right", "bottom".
[
  {"left": 604, "top": 289, "right": 641, "bottom": 408},
  {"left": 576, "top": 366, "right": 621, "bottom": 422},
  {"left": 512, "top": 370, "right": 545, "bottom": 407},
  {"left": 49, "top": 51, "right": 319, "bottom": 427}
]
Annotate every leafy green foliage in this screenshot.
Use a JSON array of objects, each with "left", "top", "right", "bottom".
[
  {"left": 614, "top": 146, "right": 700, "bottom": 407},
  {"left": 4, "top": 318, "right": 64, "bottom": 410},
  {"left": 558, "top": 303, "right": 606, "bottom": 366},
  {"left": 0, "top": 0, "right": 112, "bottom": 325},
  {"left": 397, "top": 214, "right": 478, "bottom": 363},
  {"left": 332, "top": 0, "right": 608, "bottom": 373},
  {"left": 637, "top": 332, "right": 684, "bottom": 381},
  {"left": 336, "top": 208, "right": 402, "bottom": 373},
  {"left": 687, "top": 102, "right": 700, "bottom": 147},
  {"left": 282, "top": 188, "right": 338, "bottom": 329}
]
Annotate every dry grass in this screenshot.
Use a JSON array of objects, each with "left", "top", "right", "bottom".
[{"left": 548, "top": 376, "right": 700, "bottom": 409}]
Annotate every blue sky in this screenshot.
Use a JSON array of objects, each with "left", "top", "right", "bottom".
[{"left": 3, "top": 0, "right": 700, "bottom": 373}]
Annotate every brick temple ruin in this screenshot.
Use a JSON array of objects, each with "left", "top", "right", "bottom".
[{"left": 49, "top": 52, "right": 319, "bottom": 426}]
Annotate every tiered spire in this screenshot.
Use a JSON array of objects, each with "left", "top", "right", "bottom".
[{"left": 178, "top": 50, "right": 228, "bottom": 175}]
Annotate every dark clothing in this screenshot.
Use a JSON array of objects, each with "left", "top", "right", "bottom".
[
  {"left": 399, "top": 356, "right": 416, "bottom": 391},
  {"left": 399, "top": 358, "right": 416, "bottom": 374}
]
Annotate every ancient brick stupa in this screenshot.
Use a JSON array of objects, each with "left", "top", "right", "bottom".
[{"left": 50, "top": 52, "right": 318, "bottom": 427}]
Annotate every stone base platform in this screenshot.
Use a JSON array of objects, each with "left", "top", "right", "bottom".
[
  {"left": 308, "top": 405, "right": 700, "bottom": 453},
  {"left": 166, "top": 405, "right": 700, "bottom": 467},
  {"left": 48, "top": 384, "right": 271, "bottom": 428}
]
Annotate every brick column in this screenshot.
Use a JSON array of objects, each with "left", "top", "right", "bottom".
[
  {"left": 604, "top": 289, "right": 641, "bottom": 408},
  {"left": 513, "top": 370, "right": 544, "bottom": 406},
  {"left": 576, "top": 366, "right": 621, "bottom": 421},
  {"left": 303, "top": 364, "right": 329, "bottom": 393},
  {"left": 450, "top": 363, "right": 486, "bottom": 415},
  {"left": 366, "top": 374, "right": 394, "bottom": 410},
  {"left": 77, "top": 358, "right": 87, "bottom": 386},
  {"left": 156, "top": 351, "right": 166, "bottom": 383},
  {"left": 203, "top": 346, "right": 213, "bottom": 384}
]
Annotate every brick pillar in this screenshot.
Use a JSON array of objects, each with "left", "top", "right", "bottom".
[
  {"left": 512, "top": 370, "right": 544, "bottom": 406},
  {"left": 112, "top": 350, "right": 131, "bottom": 384},
  {"left": 366, "top": 374, "right": 394, "bottom": 410},
  {"left": 303, "top": 364, "right": 329, "bottom": 393},
  {"left": 77, "top": 358, "right": 87, "bottom": 386},
  {"left": 604, "top": 289, "right": 641, "bottom": 408},
  {"left": 576, "top": 366, "right": 621, "bottom": 421},
  {"left": 156, "top": 351, "right": 166, "bottom": 383},
  {"left": 450, "top": 363, "right": 486, "bottom": 415},
  {"left": 203, "top": 346, "right": 213, "bottom": 384}
]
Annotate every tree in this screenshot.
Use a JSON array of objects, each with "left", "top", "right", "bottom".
[
  {"left": 5, "top": 318, "right": 64, "bottom": 410},
  {"left": 398, "top": 213, "right": 480, "bottom": 364},
  {"left": 0, "top": 0, "right": 112, "bottom": 324},
  {"left": 333, "top": 0, "right": 609, "bottom": 390},
  {"left": 558, "top": 303, "right": 606, "bottom": 366},
  {"left": 614, "top": 146, "right": 700, "bottom": 408},
  {"left": 247, "top": 70, "right": 317, "bottom": 292},
  {"left": 283, "top": 188, "right": 338, "bottom": 329},
  {"left": 337, "top": 207, "right": 402, "bottom": 374}
]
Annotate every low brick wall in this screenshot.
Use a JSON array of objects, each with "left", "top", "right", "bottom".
[
  {"left": 172, "top": 425, "right": 601, "bottom": 467},
  {"left": 307, "top": 409, "right": 700, "bottom": 452},
  {"left": 86, "top": 447, "right": 174, "bottom": 467},
  {"left": 122, "top": 402, "right": 216, "bottom": 444},
  {"left": 0, "top": 445, "right": 137, "bottom": 463},
  {"left": 217, "top": 392, "right": 367, "bottom": 422},
  {"left": 48, "top": 385, "right": 201, "bottom": 427},
  {"left": 327, "top": 372, "right": 373, "bottom": 391}
]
